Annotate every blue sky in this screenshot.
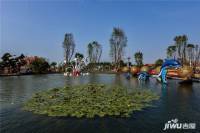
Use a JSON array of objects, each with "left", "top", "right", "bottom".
[{"left": 1, "top": 0, "right": 200, "bottom": 63}]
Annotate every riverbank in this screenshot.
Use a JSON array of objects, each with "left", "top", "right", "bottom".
[
  {"left": 1, "top": 71, "right": 199, "bottom": 82},
  {"left": 0, "top": 72, "right": 61, "bottom": 77}
]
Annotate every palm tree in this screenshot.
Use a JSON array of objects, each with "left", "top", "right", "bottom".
[
  {"left": 174, "top": 36, "right": 182, "bottom": 59},
  {"left": 174, "top": 35, "right": 188, "bottom": 64},
  {"left": 186, "top": 44, "right": 195, "bottom": 66},
  {"left": 193, "top": 45, "right": 200, "bottom": 72},
  {"left": 182, "top": 35, "right": 188, "bottom": 63},
  {"left": 167, "top": 45, "right": 176, "bottom": 58},
  {"left": 134, "top": 52, "right": 143, "bottom": 67}
]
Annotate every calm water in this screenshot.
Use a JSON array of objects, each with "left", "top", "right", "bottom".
[{"left": 0, "top": 74, "right": 200, "bottom": 133}]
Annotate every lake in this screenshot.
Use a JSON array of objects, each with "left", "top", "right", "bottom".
[{"left": 0, "top": 74, "right": 200, "bottom": 133}]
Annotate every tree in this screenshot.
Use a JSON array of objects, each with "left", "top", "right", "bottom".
[
  {"left": 167, "top": 45, "right": 176, "bottom": 58},
  {"left": 109, "top": 27, "right": 127, "bottom": 67},
  {"left": 87, "top": 41, "right": 102, "bottom": 63},
  {"left": 1, "top": 52, "right": 12, "bottom": 62},
  {"left": 174, "top": 35, "right": 188, "bottom": 63},
  {"left": 186, "top": 44, "right": 195, "bottom": 66},
  {"left": 134, "top": 52, "right": 143, "bottom": 67},
  {"left": 51, "top": 62, "right": 57, "bottom": 67},
  {"left": 155, "top": 59, "right": 163, "bottom": 66},
  {"left": 193, "top": 44, "right": 200, "bottom": 72},
  {"left": 15, "top": 54, "right": 26, "bottom": 72},
  {"left": 30, "top": 57, "right": 50, "bottom": 74},
  {"left": 87, "top": 43, "right": 93, "bottom": 62},
  {"left": 50, "top": 62, "right": 57, "bottom": 71},
  {"left": 0, "top": 53, "right": 27, "bottom": 73},
  {"left": 75, "top": 52, "right": 84, "bottom": 60},
  {"left": 1, "top": 53, "right": 14, "bottom": 73},
  {"left": 0, "top": 61, "right": 3, "bottom": 69},
  {"left": 63, "top": 33, "right": 75, "bottom": 63}
]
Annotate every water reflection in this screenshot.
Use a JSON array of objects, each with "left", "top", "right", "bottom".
[{"left": 177, "top": 83, "right": 193, "bottom": 95}]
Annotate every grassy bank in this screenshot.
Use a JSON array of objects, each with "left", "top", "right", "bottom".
[{"left": 23, "top": 84, "right": 159, "bottom": 118}]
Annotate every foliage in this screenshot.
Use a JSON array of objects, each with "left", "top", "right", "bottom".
[
  {"left": 75, "top": 52, "right": 84, "bottom": 60},
  {"left": 119, "top": 60, "right": 127, "bottom": 67},
  {"left": 87, "top": 41, "right": 102, "bottom": 63},
  {"left": 110, "top": 27, "right": 127, "bottom": 67},
  {"left": 84, "top": 62, "right": 112, "bottom": 72},
  {"left": 1, "top": 52, "right": 12, "bottom": 61},
  {"left": 30, "top": 57, "right": 50, "bottom": 74},
  {"left": 63, "top": 33, "right": 75, "bottom": 63},
  {"left": 173, "top": 35, "right": 188, "bottom": 63},
  {"left": 134, "top": 51, "right": 143, "bottom": 67},
  {"left": 155, "top": 59, "right": 163, "bottom": 67},
  {"left": 23, "top": 84, "right": 159, "bottom": 118},
  {"left": 0, "top": 53, "right": 26, "bottom": 73},
  {"left": 167, "top": 45, "right": 176, "bottom": 58},
  {"left": 66, "top": 67, "right": 72, "bottom": 72},
  {"left": 50, "top": 62, "right": 57, "bottom": 67},
  {"left": 193, "top": 44, "right": 200, "bottom": 72},
  {"left": 167, "top": 35, "right": 200, "bottom": 70}
]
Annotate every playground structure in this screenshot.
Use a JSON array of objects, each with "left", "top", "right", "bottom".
[
  {"left": 154, "top": 59, "right": 181, "bottom": 83},
  {"left": 64, "top": 57, "right": 89, "bottom": 76},
  {"left": 122, "top": 59, "right": 196, "bottom": 83}
]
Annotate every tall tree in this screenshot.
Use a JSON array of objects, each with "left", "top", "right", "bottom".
[
  {"left": 87, "top": 43, "right": 93, "bottom": 62},
  {"left": 87, "top": 41, "right": 102, "bottom": 63},
  {"left": 174, "top": 35, "right": 188, "bottom": 63},
  {"left": 134, "top": 52, "right": 143, "bottom": 67},
  {"left": 63, "top": 33, "right": 75, "bottom": 63},
  {"left": 186, "top": 44, "right": 195, "bottom": 66},
  {"left": 109, "top": 27, "right": 127, "bottom": 67},
  {"left": 193, "top": 44, "right": 200, "bottom": 72},
  {"left": 167, "top": 45, "right": 176, "bottom": 58},
  {"left": 182, "top": 35, "right": 188, "bottom": 63}
]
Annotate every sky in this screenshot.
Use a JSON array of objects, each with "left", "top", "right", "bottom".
[{"left": 1, "top": 0, "right": 200, "bottom": 64}]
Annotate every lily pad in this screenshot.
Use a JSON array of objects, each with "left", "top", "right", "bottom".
[{"left": 23, "top": 84, "right": 159, "bottom": 118}]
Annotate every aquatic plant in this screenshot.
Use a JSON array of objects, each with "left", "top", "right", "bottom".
[{"left": 23, "top": 84, "right": 159, "bottom": 118}]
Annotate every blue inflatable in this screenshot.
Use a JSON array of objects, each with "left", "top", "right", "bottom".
[
  {"left": 138, "top": 59, "right": 181, "bottom": 84},
  {"left": 138, "top": 71, "right": 149, "bottom": 81}
]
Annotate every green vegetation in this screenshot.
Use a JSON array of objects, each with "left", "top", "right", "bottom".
[
  {"left": 75, "top": 52, "right": 84, "bottom": 60},
  {"left": 0, "top": 53, "right": 26, "bottom": 73},
  {"left": 167, "top": 35, "right": 200, "bottom": 72},
  {"left": 155, "top": 59, "right": 163, "bottom": 67},
  {"left": 134, "top": 51, "right": 143, "bottom": 67},
  {"left": 167, "top": 45, "right": 176, "bottom": 58},
  {"left": 23, "top": 84, "right": 159, "bottom": 118},
  {"left": 30, "top": 57, "right": 50, "bottom": 74}
]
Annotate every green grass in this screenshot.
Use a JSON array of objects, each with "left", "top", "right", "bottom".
[{"left": 23, "top": 84, "right": 159, "bottom": 118}]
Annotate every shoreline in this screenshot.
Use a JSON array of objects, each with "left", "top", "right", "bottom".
[
  {"left": 0, "top": 72, "right": 199, "bottom": 82},
  {"left": 0, "top": 72, "right": 61, "bottom": 77}
]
